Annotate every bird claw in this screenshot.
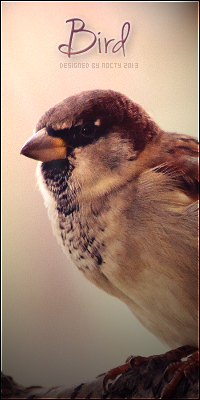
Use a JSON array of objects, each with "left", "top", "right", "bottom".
[{"left": 103, "top": 360, "right": 132, "bottom": 392}]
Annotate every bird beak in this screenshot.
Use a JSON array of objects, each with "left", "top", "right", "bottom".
[{"left": 20, "top": 128, "right": 67, "bottom": 162}]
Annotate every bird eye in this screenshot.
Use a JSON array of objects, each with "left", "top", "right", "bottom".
[{"left": 80, "top": 123, "right": 96, "bottom": 137}]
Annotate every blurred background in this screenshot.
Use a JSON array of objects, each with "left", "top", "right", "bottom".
[{"left": 2, "top": 1, "right": 198, "bottom": 389}]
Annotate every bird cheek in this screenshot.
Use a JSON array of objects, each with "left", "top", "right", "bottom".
[{"left": 69, "top": 147, "right": 82, "bottom": 159}]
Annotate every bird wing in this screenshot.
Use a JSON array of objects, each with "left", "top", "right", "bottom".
[{"left": 152, "top": 134, "right": 199, "bottom": 203}]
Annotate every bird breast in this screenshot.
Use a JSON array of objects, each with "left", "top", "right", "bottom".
[{"left": 36, "top": 160, "right": 198, "bottom": 349}]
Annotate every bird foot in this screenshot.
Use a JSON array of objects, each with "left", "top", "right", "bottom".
[
  {"left": 103, "top": 345, "right": 198, "bottom": 398},
  {"left": 161, "top": 349, "right": 199, "bottom": 399}
]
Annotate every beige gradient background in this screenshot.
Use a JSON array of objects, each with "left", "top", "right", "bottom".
[{"left": 2, "top": 1, "right": 198, "bottom": 389}]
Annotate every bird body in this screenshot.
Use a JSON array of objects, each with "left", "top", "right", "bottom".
[{"left": 21, "top": 90, "right": 198, "bottom": 352}]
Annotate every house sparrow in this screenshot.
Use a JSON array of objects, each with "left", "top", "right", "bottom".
[{"left": 21, "top": 90, "right": 198, "bottom": 394}]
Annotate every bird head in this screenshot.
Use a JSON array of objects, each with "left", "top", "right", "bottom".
[{"left": 20, "top": 90, "right": 163, "bottom": 197}]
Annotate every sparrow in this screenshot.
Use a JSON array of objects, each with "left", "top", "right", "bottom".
[{"left": 21, "top": 90, "right": 198, "bottom": 395}]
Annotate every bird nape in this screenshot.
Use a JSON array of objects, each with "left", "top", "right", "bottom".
[{"left": 21, "top": 89, "right": 198, "bottom": 397}]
